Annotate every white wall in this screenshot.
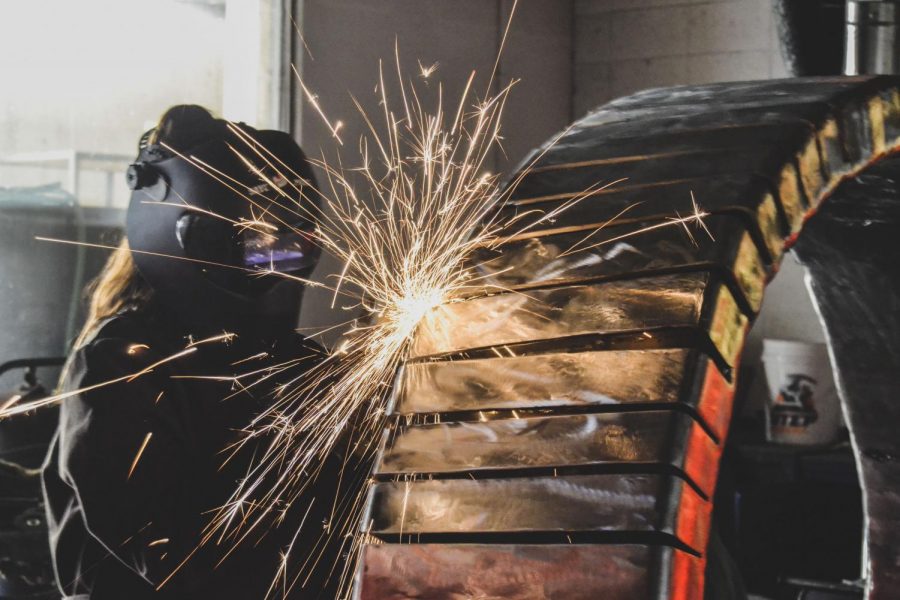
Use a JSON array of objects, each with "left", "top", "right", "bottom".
[{"left": 573, "top": 0, "right": 789, "bottom": 116}]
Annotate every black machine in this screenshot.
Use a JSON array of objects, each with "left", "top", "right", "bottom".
[{"left": 0, "top": 358, "right": 64, "bottom": 599}]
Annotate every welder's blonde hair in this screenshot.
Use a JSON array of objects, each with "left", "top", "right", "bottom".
[{"left": 72, "top": 239, "right": 151, "bottom": 350}]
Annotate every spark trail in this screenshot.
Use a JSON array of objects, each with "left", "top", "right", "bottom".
[
  {"left": 199, "top": 53, "right": 712, "bottom": 596},
  {"left": 199, "top": 58, "right": 535, "bottom": 598}
]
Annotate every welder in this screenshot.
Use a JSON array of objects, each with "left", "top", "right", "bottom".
[{"left": 41, "top": 105, "right": 360, "bottom": 599}]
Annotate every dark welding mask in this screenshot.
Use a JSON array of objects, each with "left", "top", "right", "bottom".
[{"left": 125, "top": 121, "right": 322, "bottom": 331}]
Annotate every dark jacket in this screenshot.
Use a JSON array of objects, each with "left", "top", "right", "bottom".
[{"left": 42, "top": 305, "right": 358, "bottom": 599}]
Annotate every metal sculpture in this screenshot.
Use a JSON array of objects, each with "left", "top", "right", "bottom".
[{"left": 356, "top": 76, "right": 900, "bottom": 599}]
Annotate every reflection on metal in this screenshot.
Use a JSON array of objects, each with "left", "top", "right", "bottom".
[
  {"left": 474, "top": 215, "right": 767, "bottom": 314},
  {"left": 377, "top": 411, "right": 690, "bottom": 475},
  {"left": 412, "top": 273, "right": 707, "bottom": 357},
  {"left": 846, "top": 1, "right": 900, "bottom": 75},
  {"left": 367, "top": 474, "right": 675, "bottom": 537},
  {"left": 357, "top": 544, "right": 657, "bottom": 600},
  {"left": 399, "top": 349, "right": 688, "bottom": 413}
]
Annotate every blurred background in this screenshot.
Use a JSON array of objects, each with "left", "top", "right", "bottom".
[{"left": 0, "top": 1, "right": 863, "bottom": 599}]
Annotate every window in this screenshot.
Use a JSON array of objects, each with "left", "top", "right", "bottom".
[
  {"left": 0, "top": 0, "right": 289, "bottom": 208},
  {"left": 0, "top": 0, "right": 291, "bottom": 382}
]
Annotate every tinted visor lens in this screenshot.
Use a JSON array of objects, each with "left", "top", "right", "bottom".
[{"left": 241, "top": 223, "right": 318, "bottom": 274}]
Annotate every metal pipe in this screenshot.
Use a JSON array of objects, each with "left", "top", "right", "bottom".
[{"left": 845, "top": 0, "right": 900, "bottom": 74}]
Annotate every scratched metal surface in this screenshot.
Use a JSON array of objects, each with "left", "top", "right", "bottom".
[
  {"left": 397, "top": 348, "right": 689, "bottom": 414},
  {"left": 375, "top": 411, "right": 694, "bottom": 476},
  {"left": 795, "top": 157, "right": 900, "bottom": 600},
  {"left": 356, "top": 544, "right": 657, "bottom": 600},
  {"left": 411, "top": 272, "right": 708, "bottom": 357},
  {"left": 471, "top": 215, "right": 755, "bottom": 288},
  {"left": 365, "top": 474, "right": 682, "bottom": 536}
]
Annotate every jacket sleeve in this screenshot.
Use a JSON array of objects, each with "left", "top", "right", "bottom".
[{"left": 55, "top": 335, "right": 202, "bottom": 588}]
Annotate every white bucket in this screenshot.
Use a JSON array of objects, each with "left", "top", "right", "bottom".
[{"left": 761, "top": 339, "right": 841, "bottom": 446}]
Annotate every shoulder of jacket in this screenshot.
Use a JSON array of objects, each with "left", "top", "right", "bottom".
[{"left": 81, "top": 311, "right": 152, "bottom": 349}]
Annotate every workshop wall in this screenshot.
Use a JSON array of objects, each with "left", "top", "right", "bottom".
[{"left": 573, "top": 0, "right": 789, "bottom": 116}]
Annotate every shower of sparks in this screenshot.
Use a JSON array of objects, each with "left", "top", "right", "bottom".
[
  {"left": 8, "top": 78, "right": 715, "bottom": 598},
  {"left": 193, "top": 53, "right": 713, "bottom": 595},
  {"left": 5, "top": 28, "right": 715, "bottom": 600},
  {"left": 9, "top": 66, "right": 714, "bottom": 598},
  {"left": 0, "top": 346, "right": 200, "bottom": 418},
  {"left": 193, "top": 57, "right": 535, "bottom": 598}
]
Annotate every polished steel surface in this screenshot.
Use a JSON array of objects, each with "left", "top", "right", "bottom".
[
  {"left": 412, "top": 273, "right": 707, "bottom": 357},
  {"left": 398, "top": 349, "right": 689, "bottom": 414},
  {"left": 366, "top": 474, "right": 677, "bottom": 536},
  {"left": 376, "top": 411, "right": 692, "bottom": 476}
]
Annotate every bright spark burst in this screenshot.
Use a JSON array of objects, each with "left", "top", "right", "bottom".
[
  {"left": 417, "top": 59, "right": 439, "bottom": 79},
  {"left": 199, "top": 57, "right": 714, "bottom": 591},
  {"left": 5, "top": 23, "right": 715, "bottom": 600},
  {"left": 9, "top": 60, "right": 715, "bottom": 599},
  {"left": 197, "top": 52, "right": 531, "bottom": 598}
]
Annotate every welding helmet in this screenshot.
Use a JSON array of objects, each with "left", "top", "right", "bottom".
[{"left": 125, "top": 115, "right": 322, "bottom": 331}]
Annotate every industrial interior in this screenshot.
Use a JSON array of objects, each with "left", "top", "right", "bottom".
[{"left": 0, "top": 1, "right": 897, "bottom": 599}]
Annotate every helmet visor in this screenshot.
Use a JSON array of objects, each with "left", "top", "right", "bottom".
[{"left": 241, "top": 221, "right": 319, "bottom": 275}]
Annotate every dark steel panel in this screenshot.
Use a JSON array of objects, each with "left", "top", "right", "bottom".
[
  {"left": 513, "top": 146, "right": 792, "bottom": 201},
  {"left": 528, "top": 122, "right": 814, "bottom": 172},
  {"left": 598, "top": 77, "right": 879, "bottom": 112},
  {"left": 795, "top": 156, "right": 900, "bottom": 600},
  {"left": 499, "top": 174, "right": 787, "bottom": 264}
]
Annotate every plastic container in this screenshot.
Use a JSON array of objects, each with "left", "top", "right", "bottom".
[{"left": 761, "top": 339, "right": 841, "bottom": 446}]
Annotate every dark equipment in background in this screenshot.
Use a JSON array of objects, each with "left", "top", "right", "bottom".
[
  {"left": 775, "top": 0, "right": 846, "bottom": 76},
  {"left": 0, "top": 358, "right": 64, "bottom": 599},
  {"left": 0, "top": 185, "right": 122, "bottom": 393},
  {"left": 845, "top": 0, "right": 900, "bottom": 75},
  {"left": 776, "top": 0, "right": 900, "bottom": 77}
]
